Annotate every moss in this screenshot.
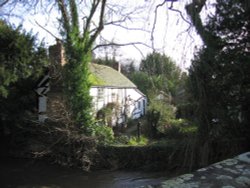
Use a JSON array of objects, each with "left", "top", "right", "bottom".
[
  {"left": 88, "top": 73, "right": 105, "bottom": 86},
  {"left": 127, "top": 136, "right": 149, "bottom": 146}
]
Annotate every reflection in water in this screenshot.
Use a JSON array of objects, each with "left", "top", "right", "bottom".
[{"left": 0, "top": 158, "right": 171, "bottom": 188}]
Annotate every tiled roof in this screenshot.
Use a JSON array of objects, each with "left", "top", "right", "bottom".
[{"left": 89, "top": 63, "right": 136, "bottom": 88}]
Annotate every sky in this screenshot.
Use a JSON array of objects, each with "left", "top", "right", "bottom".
[
  {"left": 96, "top": 0, "right": 204, "bottom": 70},
  {"left": 3, "top": 0, "right": 208, "bottom": 71}
]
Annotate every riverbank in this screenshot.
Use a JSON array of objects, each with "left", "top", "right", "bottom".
[
  {"left": 1, "top": 120, "right": 247, "bottom": 181},
  {"left": 0, "top": 157, "right": 175, "bottom": 188},
  {"left": 0, "top": 121, "right": 195, "bottom": 173},
  {"left": 2, "top": 152, "right": 249, "bottom": 188},
  {"left": 144, "top": 152, "right": 250, "bottom": 188},
  {"left": 95, "top": 144, "right": 195, "bottom": 172}
]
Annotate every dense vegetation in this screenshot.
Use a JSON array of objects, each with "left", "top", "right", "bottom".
[
  {"left": 0, "top": 20, "right": 47, "bottom": 98},
  {"left": 187, "top": 0, "right": 250, "bottom": 164},
  {"left": 0, "top": 20, "right": 48, "bottom": 128},
  {"left": 0, "top": 0, "right": 249, "bottom": 172},
  {"left": 130, "top": 53, "right": 190, "bottom": 136}
]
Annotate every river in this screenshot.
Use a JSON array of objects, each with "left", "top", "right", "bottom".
[{"left": 0, "top": 158, "right": 173, "bottom": 188}]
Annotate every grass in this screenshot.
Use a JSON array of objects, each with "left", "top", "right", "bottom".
[{"left": 112, "top": 135, "right": 149, "bottom": 147}]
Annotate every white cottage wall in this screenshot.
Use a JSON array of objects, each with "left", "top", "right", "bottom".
[
  {"left": 125, "top": 88, "right": 146, "bottom": 119},
  {"left": 90, "top": 87, "right": 146, "bottom": 124}
]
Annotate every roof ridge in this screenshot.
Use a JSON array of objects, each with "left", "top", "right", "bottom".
[{"left": 89, "top": 63, "right": 136, "bottom": 88}]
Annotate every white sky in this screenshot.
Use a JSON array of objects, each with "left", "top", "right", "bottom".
[{"left": 5, "top": 0, "right": 207, "bottom": 71}]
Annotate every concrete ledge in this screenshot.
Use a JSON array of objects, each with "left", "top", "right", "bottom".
[{"left": 145, "top": 152, "right": 250, "bottom": 188}]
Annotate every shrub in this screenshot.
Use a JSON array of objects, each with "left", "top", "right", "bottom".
[
  {"left": 86, "top": 122, "right": 115, "bottom": 145},
  {"left": 164, "top": 119, "right": 197, "bottom": 139},
  {"left": 127, "top": 136, "right": 148, "bottom": 146},
  {"left": 114, "top": 135, "right": 130, "bottom": 145},
  {"left": 96, "top": 102, "right": 120, "bottom": 127}
]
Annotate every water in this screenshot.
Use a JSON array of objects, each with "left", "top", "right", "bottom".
[{"left": 0, "top": 158, "right": 172, "bottom": 188}]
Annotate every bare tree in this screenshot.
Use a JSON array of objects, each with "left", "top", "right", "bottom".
[{"left": 1, "top": 0, "right": 206, "bottom": 125}]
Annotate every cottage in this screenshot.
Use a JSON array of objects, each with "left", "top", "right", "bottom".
[
  {"left": 36, "top": 42, "right": 147, "bottom": 125},
  {"left": 89, "top": 63, "right": 147, "bottom": 126}
]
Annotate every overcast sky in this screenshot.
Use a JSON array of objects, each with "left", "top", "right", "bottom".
[{"left": 5, "top": 0, "right": 210, "bottom": 70}]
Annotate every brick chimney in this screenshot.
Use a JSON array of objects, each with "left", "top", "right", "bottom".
[
  {"left": 49, "top": 39, "right": 66, "bottom": 67},
  {"left": 46, "top": 40, "right": 67, "bottom": 121},
  {"left": 112, "top": 62, "right": 121, "bottom": 72},
  {"left": 48, "top": 39, "right": 66, "bottom": 89}
]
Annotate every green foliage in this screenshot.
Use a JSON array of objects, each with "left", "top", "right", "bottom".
[
  {"left": 141, "top": 52, "right": 175, "bottom": 76},
  {"left": 129, "top": 71, "right": 153, "bottom": 96},
  {"left": 63, "top": 49, "right": 93, "bottom": 127},
  {"left": 60, "top": 7, "right": 93, "bottom": 128},
  {"left": 140, "top": 52, "right": 182, "bottom": 95},
  {"left": 86, "top": 122, "right": 114, "bottom": 145},
  {"left": 57, "top": 0, "right": 107, "bottom": 129},
  {"left": 149, "top": 139, "right": 177, "bottom": 147},
  {"left": 129, "top": 52, "right": 187, "bottom": 108},
  {"left": 127, "top": 136, "right": 148, "bottom": 146},
  {"left": 93, "top": 57, "right": 136, "bottom": 76},
  {"left": 88, "top": 73, "right": 105, "bottom": 86},
  {"left": 128, "top": 52, "right": 187, "bottom": 121},
  {"left": 129, "top": 52, "right": 188, "bottom": 131},
  {"left": 164, "top": 119, "right": 197, "bottom": 139},
  {"left": 96, "top": 102, "right": 120, "bottom": 127},
  {"left": 94, "top": 57, "right": 118, "bottom": 68},
  {"left": 0, "top": 20, "right": 48, "bottom": 97},
  {"left": 176, "top": 102, "right": 196, "bottom": 120},
  {"left": 114, "top": 135, "right": 130, "bottom": 145},
  {"left": 0, "top": 20, "right": 48, "bottom": 125},
  {"left": 147, "top": 94, "right": 176, "bottom": 131},
  {"left": 113, "top": 134, "right": 148, "bottom": 147},
  {"left": 188, "top": 0, "right": 250, "bottom": 148},
  {"left": 123, "top": 61, "right": 137, "bottom": 76}
]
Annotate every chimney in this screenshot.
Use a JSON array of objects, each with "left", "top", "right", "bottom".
[
  {"left": 113, "top": 62, "right": 121, "bottom": 72},
  {"left": 49, "top": 39, "right": 66, "bottom": 67},
  {"left": 48, "top": 39, "right": 67, "bottom": 87},
  {"left": 117, "top": 62, "right": 121, "bottom": 72}
]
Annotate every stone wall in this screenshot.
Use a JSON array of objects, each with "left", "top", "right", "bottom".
[
  {"left": 144, "top": 152, "right": 250, "bottom": 188},
  {"left": 95, "top": 145, "right": 197, "bottom": 172}
]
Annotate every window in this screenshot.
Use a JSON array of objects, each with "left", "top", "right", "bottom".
[
  {"left": 97, "top": 88, "right": 104, "bottom": 100},
  {"left": 138, "top": 101, "right": 141, "bottom": 109}
]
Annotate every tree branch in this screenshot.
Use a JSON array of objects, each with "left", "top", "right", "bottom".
[
  {"left": 69, "top": 0, "right": 79, "bottom": 34},
  {"left": 57, "top": 0, "right": 71, "bottom": 35},
  {"left": 92, "top": 41, "right": 152, "bottom": 51},
  {"left": 109, "top": 23, "right": 151, "bottom": 33},
  {"left": 35, "top": 20, "right": 61, "bottom": 41},
  {"left": 151, "top": 0, "right": 167, "bottom": 50},
  {"left": 168, "top": 7, "right": 192, "bottom": 25},
  {"left": 86, "top": 0, "right": 107, "bottom": 51},
  {"left": 0, "top": 0, "right": 9, "bottom": 7},
  {"left": 132, "top": 44, "right": 146, "bottom": 59},
  {"left": 185, "top": 0, "right": 220, "bottom": 48},
  {"left": 83, "top": 0, "right": 99, "bottom": 33}
]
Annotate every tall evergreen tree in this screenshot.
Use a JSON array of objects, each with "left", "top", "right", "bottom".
[
  {"left": 139, "top": 52, "right": 182, "bottom": 96},
  {"left": 56, "top": 0, "right": 107, "bottom": 129},
  {"left": 0, "top": 20, "right": 47, "bottom": 97},
  {"left": 0, "top": 20, "right": 48, "bottom": 126},
  {"left": 188, "top": 0, "right": 250, "bottom": 160}
]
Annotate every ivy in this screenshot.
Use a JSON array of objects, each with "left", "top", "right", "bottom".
[
  {"left": 63, "top": 42, "right": 93, "bottom": 128},
  {"left": 57, "top": 0, "right": 107, "bottom": 130}
]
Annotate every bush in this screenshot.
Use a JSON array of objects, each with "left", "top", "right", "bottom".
[
  {"left": 114, "top": 135, "right": 130, "bottom": 145},
  {"left": 86, "top": 122, "right": 115, "bottom": 145},
  {"left": 127, "top": 136, "right": 148, "bottom": 146},
  {"left": 164, "top": 119, "right": 197, "bottom": 139}
]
